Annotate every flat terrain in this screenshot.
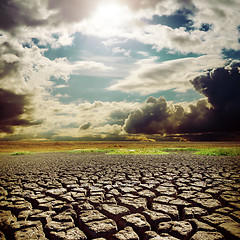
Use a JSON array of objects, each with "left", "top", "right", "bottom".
[
  {"left": 0, "top": 152, "right": 240, "bottom": 239},
  {"left": 1, "top": 141, "right": 240, "bottom": 153}
]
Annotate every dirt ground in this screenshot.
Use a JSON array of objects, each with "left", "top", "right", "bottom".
[
  {"left": 0, "top": 141, "right": 240, "bottom": 153},
  {"left": 0, "top": 152, "right": 239, "bottom": 239}
]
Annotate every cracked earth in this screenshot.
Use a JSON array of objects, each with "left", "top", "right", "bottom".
[{"left": 0, "top": 152, "right": 239, "bottom": 239}]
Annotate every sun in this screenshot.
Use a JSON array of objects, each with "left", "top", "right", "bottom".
[
  {"left": 96, "top": 4, "right": 122, "bottom": 22},
  {"left": 91, "top": 2, "right": 131, "bottom": 29}
]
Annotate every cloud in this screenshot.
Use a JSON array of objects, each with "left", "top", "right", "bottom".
[
  {"left": 54, "top": 84, "right": 69, "bottom": 89},
  {"left": 0, "top": 38, "right": 70, "bottom": 94},
  {"left": 0, "top": 96, "right": 139, "bottom": 141},
  {"left": 123, "top": 61, "right": 240, "bottom": 139},
  {"left": 135, "top": 22, "right": 240, "bottom": 55},
  {"left": 0, "top": 1, "right": 102, "bottom": 48},
  {"left": 0, "top": 37, "right": 112, "bottom": 93},
  {"left": 55, "top": 93, "right": 70, "bottom": 99},
  {"left": 143, "top": 0, "right": 240, "bottom": 54},
  {"left": 108, "top": 55, "right": 226, "bottom": 94},
  {"left": 0, "top": 36, "right": 113, "bottom": 137},
  {"left": 1, "top": 60, "right": 239, "bottom": 141},
  {"left": 2, "top": 0, "right": 239, "bottom": 55},
  {"left": 134, "top": 25, "right": 201, "bottom": 54},
  {"left": 191, "top": 0, "right": 240, "bottom": 33},
  {"left": 102, "top": 38, "right": 128, "bottom": 46},
  {"left": 191, "top": 61, "right": 240, "bottom": 111},
  {"left": 108, "top": 109, "right": 130, "bottom": 126},
  {"left": 69, "top": 0, "right": 240, "bottom": 56},
  {"left": 124, "top": 97, "right": 173, "bottom": 134},
  {"left": 71, "top": 61, "right": 113, "bottom": 72},
  {"left": 186, "top": 61, "right": 240, "bottom": 133},
  {"left": 0, "top": 0, "right": 101, "bottom": 32},
  {"left": 48, "top": 0, "right": 100, "bottom": 23},
  {"left": 112, "top": 47, "right": 131, "bottom": 57},
  {"left": 79, "top": 122, "right": 91, "bottom": 130},
  {"left": 0, "top": 0, "right": 51, "bottom": 32},
  {"left": 120, "top": 0, "right": 182, "bottom": 16},
  {"left": 0, "top": 89, "right": 41, "bottom": 133},
  {"left": 137, "top": 51, "right": 149, "bottom": 57}
]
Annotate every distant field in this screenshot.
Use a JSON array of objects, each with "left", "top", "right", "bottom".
[{"left": 0, "top": 141, "right": 240, "bottom": 154}]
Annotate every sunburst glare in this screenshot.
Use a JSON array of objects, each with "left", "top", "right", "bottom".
[{"left": 91, "top": 2, "right": 132, "bottom": 30}]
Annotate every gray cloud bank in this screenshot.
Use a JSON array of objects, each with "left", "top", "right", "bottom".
[{"left": 123, "top": 62, "right": 240, "bottom": 140}]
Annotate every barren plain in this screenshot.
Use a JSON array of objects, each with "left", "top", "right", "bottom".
[{"left": 0, "top": 142, "right": 240, "bottom": 239}]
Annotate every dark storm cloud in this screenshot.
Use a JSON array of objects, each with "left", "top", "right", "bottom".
[
  {"left": 124, "top": 62, "right": 240, "bottom": 139},
  {"left": 124, "top": 97, "right": 171, "bottom": 134},
  {"left": 0, "top": 89, "right": 41, "bottom": 133},
  {"left": 191, "top": 61, "right": 240, "bottom": 112},
  {"left": 178, "top": 99, "right": 215, "bottom": 133},
  {"left": 186, "top": 61, "right": 240, "bottom": 133},
  {"left": 123, "top": 96, "right": 187, "bottom": 135},
  {"left": 0, "top": 0, "right": 49, "bottom": 32},
  {"left": 0, "top": 0, "right": 99, "bottom": 33}
]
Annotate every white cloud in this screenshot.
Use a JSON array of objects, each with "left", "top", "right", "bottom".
[
  {"left": 2, "top": 0, "right": 239, "bottom": 54},
  {"left": 120, "top": 0, "right": 181, "bottom": 17},
  {"left": 72, "top": 60, "right": 113, "bottom": 72},
  {"left": 0, "top": 33, "right": 117, "bottom": 138},
  {"left": 112, "top": 47, "right": 131, "bottom": 57},
  {"left": 0, "top": 34, "right": 113, "bottom": 93},
  {"left": 102, "top": 38, "right": 128, "bottom": 46},
  {"left": 133, "top": 0, "right": 240, "bottom": 54},
  {"left": 77, "top": 0, "right": 240, "bottom": 55},
  {"left": 108, "top": 55, "right": 227, "bottom": 94},
  {"left": 137, "top": 51, "right": 149, "bottom": 57},
  {"left": 189, "top": 0, "right": 240, "bottom": 52},
  {"left": 2, "top": 0, "right": 240, "bottom": 53},
  {"left": 54, "top": 84, "right": 69, "bottom": 89},
  {"left": 55, "top": 93, "right": 70, "bottom": 99},
  {"left": 2, "top": 97, "right": 141, "bottom": 140}
]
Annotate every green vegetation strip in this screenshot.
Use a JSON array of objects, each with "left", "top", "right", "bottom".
[
  {"left": 68, "top": 148, "right": 169, "bottom": 155},
  {"left": 107, "top": 149, "right": 169, "bottom": 155},
  {"left": 68, "top": 149, "right": 107, "bottom": 153},
  {"left": 161, "top": 147, "right": 199, "bottom": 152},
  {"left": 10, "top": 151, "right": 34, "bottom": 155},
  {"left": 194, "top": 147, "right": 240, "bottom": 156},
  {"left": 68, "top": 147, "right": 240, "bottom": 156},
  {"left": 8, "top": 147, "right": 240, "bottom": 156}
]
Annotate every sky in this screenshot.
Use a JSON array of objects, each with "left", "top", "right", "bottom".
[{"left": 0, "top": 0, "right": 240, "bottom": 141}]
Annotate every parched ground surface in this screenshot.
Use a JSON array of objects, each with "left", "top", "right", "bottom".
[{"left": 0, "top": 152, "right": 239, "bottom": 240}]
